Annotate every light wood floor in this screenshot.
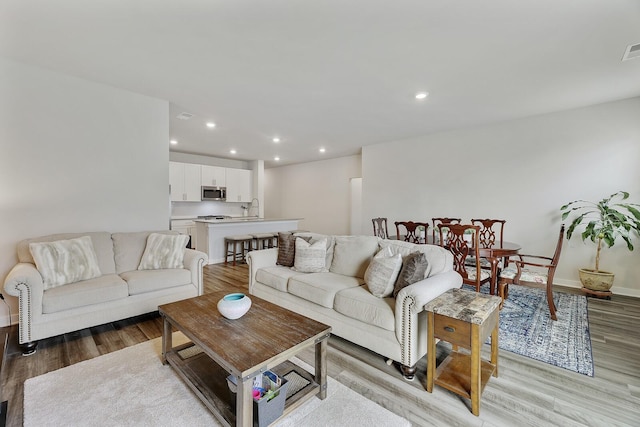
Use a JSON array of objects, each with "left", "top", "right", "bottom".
[{"left": 2, "top": 263, "right": 639, "bottom": 426}]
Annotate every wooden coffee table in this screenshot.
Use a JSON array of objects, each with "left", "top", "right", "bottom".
[{"left": 159, "top": 291, "right": 331, "bottom": 427}]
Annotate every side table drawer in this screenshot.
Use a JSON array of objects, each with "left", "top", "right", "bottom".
[{"left": 433, "top": 314, "right": 471, "bottom": 347}]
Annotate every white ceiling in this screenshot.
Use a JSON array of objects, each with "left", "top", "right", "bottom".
[{"left": 2, "top": 1, "right": 639, "bottom": 167}]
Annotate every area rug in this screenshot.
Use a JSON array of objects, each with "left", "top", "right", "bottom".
[
  {"left": 476, "top": 285, "right": 594, "bottom": 376},
  {"left": 23, "top": 334, "right": 410, "bottom": 427}
]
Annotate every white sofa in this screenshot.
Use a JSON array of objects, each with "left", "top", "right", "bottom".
[
  {"left": 248, "top": 234, "right": 462, "bottom": 379},
  {"left": 3, "top": 230, "right": 207, "bottom": 354}
]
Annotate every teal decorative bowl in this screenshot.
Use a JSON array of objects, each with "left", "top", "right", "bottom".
[{"left": 217, "top": 293, "right": 252, "bottom": 319}]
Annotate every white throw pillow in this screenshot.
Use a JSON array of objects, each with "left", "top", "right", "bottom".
[
  {"left": 29, "top": 236, "right": 102, "bottom": 290},
  {"left": 293, "top": 238, "right": 328, "bottom": 273},
  {"left": 138, "top": 233, "right": 189, "bottom": 270},
  {"left": 364, "top": 247, "right": 403, "bottom": 298}
]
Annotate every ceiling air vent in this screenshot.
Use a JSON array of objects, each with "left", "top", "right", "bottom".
[
  {"left": 176, "top": 112, "right": 194, "bottom": 120},
  {"left": 622, "top": 43, "right": 640, "bottom": 61}
]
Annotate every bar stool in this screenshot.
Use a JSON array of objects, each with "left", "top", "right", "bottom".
[
  {"left": 251, "top": 232, "right": 277, "bottom": 250},
  {"left": 224, "top": 235, "right": 254, "bottom": 266}
]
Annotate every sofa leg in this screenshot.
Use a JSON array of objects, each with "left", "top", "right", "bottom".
[
  {"left": 21, "top": 341, "right": 38, "bottom": 356},
  {"left": 400, "top": 364, "right": 416, "bottom": 381}
]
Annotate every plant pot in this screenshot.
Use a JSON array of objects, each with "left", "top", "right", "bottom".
[{"left": 578, "top": 268, "right": 614, "bottom": 292}]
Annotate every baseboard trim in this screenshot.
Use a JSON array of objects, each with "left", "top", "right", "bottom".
[{"left": 555, "top": 279, "right": 640, "bottom": 298}]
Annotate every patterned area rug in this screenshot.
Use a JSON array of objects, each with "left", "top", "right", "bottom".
[{"left": 473, "top": 285, "right": 594, "bottom": 376}]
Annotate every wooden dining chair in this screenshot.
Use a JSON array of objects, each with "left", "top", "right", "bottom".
[
  {"left": 372, "top": 217, "right": 389, "bottom": 239},
  {"left": 471, "top": 219, "right": 506, "bottom": 248},
  {"left": 431, "top": 217, "right": 461, "bottom": 244},
  {"left": 438, "top": 223, "right": 491, "bottom": 292},
  {"left": 498, "top": 225, "right": 565, "bottom": 321},
  {"left": 395, "top": 221, "right": 430, "bottom": 244},
  {"left": 467, "top": 218, "right": 506, "bottom": 268}
]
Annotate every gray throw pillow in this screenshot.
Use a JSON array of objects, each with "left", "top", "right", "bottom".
[
  {"left": 276, "top": 233, "right": 311, "bottom": 267},
  {"left": 393, "top": 252, "right": 429, "bottom": 298}
]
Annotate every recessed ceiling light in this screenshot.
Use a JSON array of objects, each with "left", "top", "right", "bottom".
[
  {"left": 274, "top": 156, "right": 280, "bottom": 161},
  {"left": 170, "top": 139, "right": 178, "bottom": 145},
  {"left": 415, "top": 92, "right": 429, "bottom": 100},
  {"left": 230, "top": 149, "right": 237, "bottom": 154},
  {"left": 319, "top": 147, "right": 326, "bottom": 153},
  {"left": 273, "top": 137, "right": 280, "bottom": 143},
  {"left": 206, "top": 122, "right": 216, "bottom": 128}
]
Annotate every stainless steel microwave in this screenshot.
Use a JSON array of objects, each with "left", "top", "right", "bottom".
[{"left": 201, "top": 186, "right": 226, "bottom": 201}]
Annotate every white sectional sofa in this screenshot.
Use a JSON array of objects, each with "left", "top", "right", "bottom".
[
  {"left": 3, "top": 230, "right": 207, "bottom": 354},
  {"left": 247, "top": 234, "right": 462, "bottom": 379}
]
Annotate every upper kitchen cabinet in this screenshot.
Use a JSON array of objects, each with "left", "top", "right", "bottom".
[
  {"left": 225, "top": 168, "right": 252, "bottom": 202},
  {"left": 201, "top": 165, "right": 226, "bottom": 187},
  {"left": 169, "top": 161, "right": 201, "bottom": 202}
]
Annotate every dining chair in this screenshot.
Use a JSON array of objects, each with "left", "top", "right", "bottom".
[
  {"left": 372, "top": 217, "right": 389, "bottom": 239},
  {"left": 467, "top": 218, "right": 506, "bottom": 268},
  {"left": 395, "top": 221, "right": 430, "bottom": 244},
  {"left": 471, "top": 219, "right": 506, "bottom": 248},
  {"left": 498, "top": 225, "right": 565, "bottom": 321},
  {"left": 431, "top": 217, "right": 461, "bottom": 244},
  {"left": 438, "top": 223, "right": 491, "bottom": 292}
]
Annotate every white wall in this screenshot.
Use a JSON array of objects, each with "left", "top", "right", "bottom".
[
  {"left": 362, "top": 97, "right": 640, "bottom": 296},
  {"left": 0, "top": 58, "right": 170, "bottom": 326},
  {"left": 265, "top": 155, "right": 362, "bottom": 235}
]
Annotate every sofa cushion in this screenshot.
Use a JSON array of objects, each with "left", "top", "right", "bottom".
[
  {"left": 393, "top": 252, "right": 429, "bottom": 298},
  {"left": 42, "top": 274, "right": 128, "bottom": 314},
  {"left": 138, "top": 233, "right": 189, "bottom": 270},
  {"left": 288, "top": 272, "right": 364, "bottom": 308},
  {"left": 256, "top": 266, "right": 306, "bottom": 292},
  {"left": 364, "top": 247, "right": 403, "bottom": 298},
  {"left": 379, "top": 239, "right": 443, "bottom": 277},
  {"left": 293, "top": 238, "right": 328, "bottom": 273},
  {"left": 112, "top": 231, "right": 178, "bottom": 274},
  {"left": 120, "top": 269, "right": 192, "bottom": 295},
  {"left": 329, "top": 236, "right": 379, "bottom": 279},
  {"left": 334, "top": 286, "right": 395, "bottom": 331},
  {"left": 17, "top": 232, "right": 116, "bottom": 275},
  {"left": 29, "top": 236, "right": 103, "bottom": 290}
]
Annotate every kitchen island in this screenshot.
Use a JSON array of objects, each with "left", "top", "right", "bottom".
[{"left": 195, "top": 218, "right": 301, "bottom": 264}]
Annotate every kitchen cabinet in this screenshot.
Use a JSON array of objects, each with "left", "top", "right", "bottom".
[
  {"left": 225, "top": 168, "right": 252, "bottom": 202},
  {"left": 170, "top": 162, "right": 201, "bottom": 202},
  {"left": 201, "top": 165, "right": 226, "bottom": 187}
]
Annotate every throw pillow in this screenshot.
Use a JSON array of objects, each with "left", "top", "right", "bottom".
[
  {"left": 364, "top": 247, "right": 403, "bottom": 298},
  {"left": 393, "top": 252, "right": 429, "bottom": 298},
  {"left": 276, "top": 233, "right": 311, "bottom": 267},
  {"left": 293, "top": 238, "right": 328, "bottom": 273},
  {"left": 29, "top": 236, "right": 102, "bottom": 290},
  {"left": 138, "top": 233, "right": 189, "bottom": 270}
]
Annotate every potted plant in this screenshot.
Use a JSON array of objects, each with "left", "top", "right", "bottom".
[{"left": 560, "top": 191, "right": 640, "bottom": 295}]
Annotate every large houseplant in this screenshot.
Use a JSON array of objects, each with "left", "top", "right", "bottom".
[{"left": 560, "top": 191, "right": 640, "bottom": 294}]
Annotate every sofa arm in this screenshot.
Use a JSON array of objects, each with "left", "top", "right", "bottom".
[
  {"left": 394, "top": 270, "right": 462, "bottom": 367},
  {"left": 246, "top": 248, "right": 278, "bottom": 293},
  {"left": 183, "top": 249, "right": 207, "bottom": 295},
  {"left": 3, "top": 263, "right": 46, "bottom": 343}
]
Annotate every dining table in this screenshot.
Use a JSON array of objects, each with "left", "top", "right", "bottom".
[{"left": 394, "top": 235, "right": 521, "bottom": 295}]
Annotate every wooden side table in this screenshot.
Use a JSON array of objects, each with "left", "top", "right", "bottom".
[{"left": 425, "top": 288, "right": 501, "bottom": 416}]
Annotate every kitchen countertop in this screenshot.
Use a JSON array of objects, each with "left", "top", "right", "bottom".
[{"left": 194, "top": 217, "right": 302, "bottom": 224}]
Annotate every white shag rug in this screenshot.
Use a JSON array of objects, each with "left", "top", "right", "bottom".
[{"left": 24, "top": 334, "right": 409, "bottom": 427}]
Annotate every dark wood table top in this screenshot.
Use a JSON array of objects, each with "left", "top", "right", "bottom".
[{"left": 159, "top": 291, "right": 331, "bottom": 378}]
